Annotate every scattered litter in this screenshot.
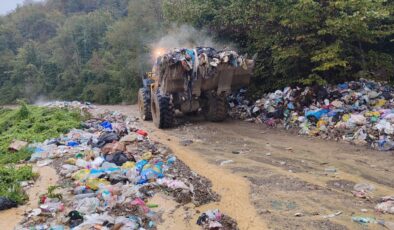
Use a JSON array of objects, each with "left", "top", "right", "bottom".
[
  {"left": 220, "top": 160, "right": 234, "bottom": 166},
  {"left": 352, "top": 216, "right": 377, "bottom": 225},
  {"left": 180, "top": 139, "right": 194, "bottom": 146},
  {"left": 354, "top": 183, "right": 375, "bottom": 192},
  {"left": 325, "top": 167, "right": 337, "bottom": 173},
  {"left": 8, "top": 140, "right": 28, "bottom": 152},
  {"left": 28, "top": 208, "right": 42, "bottom": 217},
  {"left": 375, "top": 196, "right": 394, "bottom": 214},
  {"left": 323, "top": 211, "right": 342, "bottom": 219},
  {"left": 0, "top": 197, "right": 17, "bottom": 210},
  {"left": 36, "top": 159, "right": 53, "bottom": 167},
  {"left": 197, "top": 209, "right": 238, "bottom": 230}
]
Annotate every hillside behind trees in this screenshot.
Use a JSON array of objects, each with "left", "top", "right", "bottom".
[{"left": 0, "top": 0, "right": 393, "bottom": 104}]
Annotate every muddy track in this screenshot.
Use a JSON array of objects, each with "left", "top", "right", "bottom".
[{"left": 97, "top": 105, "right": 394, "bottom": 230}]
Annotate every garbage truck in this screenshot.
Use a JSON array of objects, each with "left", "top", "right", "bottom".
[{"left": 138, "top": 47, "right": 254, "bottom": 129}]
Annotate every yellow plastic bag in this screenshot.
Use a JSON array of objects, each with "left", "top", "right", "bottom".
[
  {"left": 374, "top": 99, "right": 386, "bottom": 108},
  {"left": 65, "top": 158, "right": 77, "bottom": 165},
  {"left": 317, "top": 119, "right": 327, "bottom": 128},
  {"left": 342, "top": 114, "right": 350, "bottom": 122},
  {"left": 365, "top": 111, "right": 380, "bottom": 117},
  {"left": 121, "top": 161, "right": 136, "bottom": 169},
  {"left": 142, "top": 152, "right": 152, "bottom": 160},
  {"left": 86, "top": 178, "right": 110, "bottom": 190},
  {"left": 72, "top": 169, "right": 90, "bottom": 181}
]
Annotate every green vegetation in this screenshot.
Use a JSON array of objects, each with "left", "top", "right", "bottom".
[
  {"left": 0, "top": 104, "right": 84, "bottom": 204},
  {"left": 164, "top": 0, "right": 394, "bottom": 91},
  {"left": 0, "top": 104, "right": 85, "bottom": 163},
  {"left": 0, "top": 0, "right": 163, "bottom": 105},
  {"left": 0, "top": 165, "right": 38, "bottom": 204},
  {"left": 0, "top": 0, "right": 393, "bottom": 102}
]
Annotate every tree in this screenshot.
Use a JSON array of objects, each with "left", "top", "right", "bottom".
[{"left": 164, "top": 0, "right": 394, "bottom": 91}]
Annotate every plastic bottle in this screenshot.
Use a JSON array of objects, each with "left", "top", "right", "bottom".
[{"left": 73, "top": 186, "right": 87, "bottom": 195}]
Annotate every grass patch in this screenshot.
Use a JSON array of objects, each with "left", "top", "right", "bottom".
[
  {"left": 0, "top": 165, "right": 38, "bottom": 204},
  {"left": 0, "top": 103, "right": 88, "bottom": 205},
  {"left": 0, "top": 103, "right": 87, "bottom": 163}
]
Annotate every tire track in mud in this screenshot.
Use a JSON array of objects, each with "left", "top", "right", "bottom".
[{"left": 151, "top": 130, "right": 268, "bottom": 230}]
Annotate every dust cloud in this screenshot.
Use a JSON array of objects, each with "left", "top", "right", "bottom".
[{"left": 151, "top": 24, "right": 234, "bottom": 60}]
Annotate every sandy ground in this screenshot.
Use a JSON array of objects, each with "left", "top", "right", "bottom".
[{"left": 98, "top": 105, "right": 394, "bottom": 230}]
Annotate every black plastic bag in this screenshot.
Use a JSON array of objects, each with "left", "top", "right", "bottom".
[{"left": 0, "top": 197, "right": 17, "bottom": 210}]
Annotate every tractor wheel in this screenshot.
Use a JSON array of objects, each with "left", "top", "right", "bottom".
[
  {"left": 151, "top": 90, "right": 174, "bottom": 129},
  {"left": 138, "top": 88, "right": 152, "bottom": 121},
  {"left": 203, "top": 93, "right": 227, "bottom": 122}
]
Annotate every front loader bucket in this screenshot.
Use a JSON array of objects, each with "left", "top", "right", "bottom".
[{"left": 160, "top": 63, "right": 185, "bottom": 94}]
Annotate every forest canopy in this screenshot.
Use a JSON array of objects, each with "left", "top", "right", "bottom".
[{"left": 0, "top": 0, "right": 393, "bottom": 104}]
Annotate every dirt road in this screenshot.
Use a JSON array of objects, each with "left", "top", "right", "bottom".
[{"left": 98, "top": 105, "right": 394, "bottom": 229}]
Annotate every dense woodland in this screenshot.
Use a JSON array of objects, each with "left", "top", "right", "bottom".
[{"left": 0, "top": 0, "right": 393, "bottom": 104}]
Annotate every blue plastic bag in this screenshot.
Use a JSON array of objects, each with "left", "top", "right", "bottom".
[
  {"left": 306, "top": 109, "right": 329, "bottom": 120},
  {"left": 67, "top": 141, "right": 79, "bottom": 147},
  {"left": 100, "top": 121, "right": 113, "bottom": 130}
]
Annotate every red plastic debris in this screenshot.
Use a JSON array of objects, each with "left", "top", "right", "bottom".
[{"left": 136, "top": 130, "right": 148, "bottom": 137}]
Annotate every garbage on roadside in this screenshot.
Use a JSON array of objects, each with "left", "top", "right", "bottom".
[
  {"left": 42, "top": 101, "right": 94, "bottom": 111},
  {"left": 322, "top": 211, "right": 342, "bottom": 219},
  {"left": 197, "top": 209, "right": 238, "bottom": 230},
  {"left": 352, "top": 183, "right": 375, "bottom": 199},
  {"left": 229, "top": 79, "right": 394, "bottom": 151},
  {"left": 375, "top": 196, "right": 394, "bottom": 214},
  {"left": 8, "top": 140, "right": 28, "bottom": 152},
  {"left": 0, "top": 196, "right": 18, "bottom": 210},
  {"left": 352, "top": 216, "right": 377, "bottom": 225},
  {"left": 16, "top": 109, "right": 221, "bottom": 229}
]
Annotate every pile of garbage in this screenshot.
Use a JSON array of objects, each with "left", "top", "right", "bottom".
[
  {"left": 17, "top": 110, "right": 223, "bottom": 229},
  {"left": 229, "top": 79, "right": 394, "bottom": 151},
  {"left": 41, "top": 101, "right": 94, "bottom": 111},
  {"left": 159, "top": 47, "right": 250, "bottom": 79},
  {"left": 197, "top": 209, "right": 238, "bottom": 230}
]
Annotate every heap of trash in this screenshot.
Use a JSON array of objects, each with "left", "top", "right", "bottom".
[
  {"left": 40, "top": 101, "right": 95, "bottom": 111},
  {"left": 15, "top": 109, "right": 234, "bottom": 230},
  {"left": 159, "top": 47, "right": 250, "bottom": 79},
  {"left": 229, "top": 79, "right": 394, "bottom": 151}
]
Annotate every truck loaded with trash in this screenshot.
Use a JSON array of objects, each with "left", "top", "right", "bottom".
[
  {"left": 138, "top": 47, "right": 254, "bottom": 128},
  {"left": 1, "top": 1, "right": 394, "bottom": 230}
]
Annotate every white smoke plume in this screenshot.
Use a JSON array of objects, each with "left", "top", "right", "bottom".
[{"left": 151, "top": 24, "right": 234, "bottom": 60}]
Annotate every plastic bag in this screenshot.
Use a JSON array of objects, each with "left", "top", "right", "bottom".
[
  {"left": 72, "top": 169, "right": 90, "bottom": 182},
  {"left": 86, "top": 178, "right": 110, "bottom": 190},
  {"left": 0, "top": 197, "right": 17, "bottom": 210},
  {"left": 74, "top": 197, "right": 100, "bottom": 215}
]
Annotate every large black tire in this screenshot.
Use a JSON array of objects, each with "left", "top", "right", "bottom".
[
  {"left": 203, "top": 93, "right": 227, "bottom": 122},
  {"left": 138, "top": 88, "right": 152, "bottom": 121},
  {"left": 151, "top": 91, "right": 174, "bottom": 129}
]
